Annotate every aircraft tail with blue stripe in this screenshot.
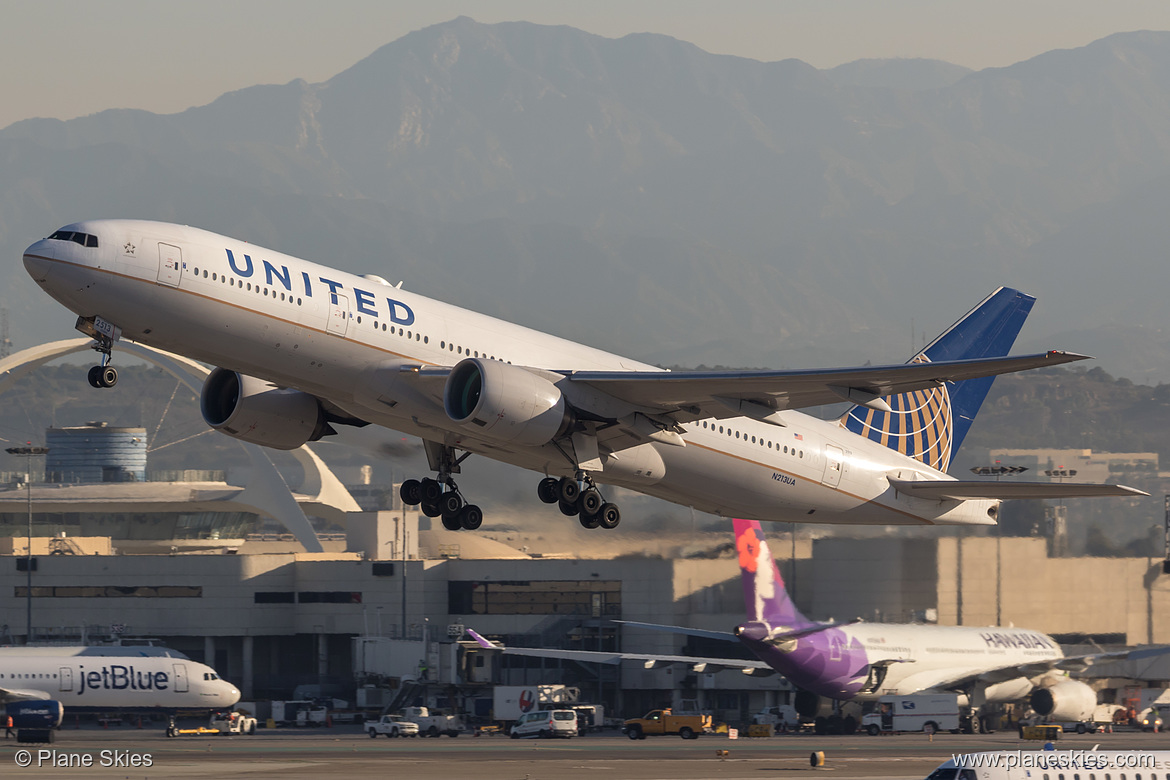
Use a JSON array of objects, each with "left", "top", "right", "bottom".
[{"left": 839, "top": 287, "right": 1035, "bottom": 473}]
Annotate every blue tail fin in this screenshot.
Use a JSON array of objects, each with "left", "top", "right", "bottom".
[
  {"left": 734, "top": 518, "right": 813, "bottom": 628},
  {"left": 839, "top": 287, "right": 1035, "bottom": 473}
]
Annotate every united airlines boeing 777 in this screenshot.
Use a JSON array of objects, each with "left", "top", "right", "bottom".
[{"left": 22, "top": 221, "right": 1143, "bottom": 531}]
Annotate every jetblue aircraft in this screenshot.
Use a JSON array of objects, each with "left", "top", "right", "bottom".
[
  {"left": 470, "top": 520, "right": 1161, "bottom": 733},
  {"left": 22, "top": 221, "right": 1142, "bottom": 531},
  {"left": 0, "top": 646, "right": 239, "bottom": 739}
]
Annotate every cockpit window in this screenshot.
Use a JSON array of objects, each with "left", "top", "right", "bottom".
[{"left": 49, "top": 230, "right": 99, "bottom": 248}]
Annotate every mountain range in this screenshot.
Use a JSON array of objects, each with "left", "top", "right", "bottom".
[{"left": 3, "top": 18, "right": 1170, "bottom": 382}]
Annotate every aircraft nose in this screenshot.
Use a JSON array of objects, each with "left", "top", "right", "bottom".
[{"left": 23, "top": 240, "right": 54, "bottom": 282}]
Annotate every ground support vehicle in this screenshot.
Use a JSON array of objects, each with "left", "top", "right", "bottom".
[
  {"left": 510, "top": 709, "right": 578, "bottom": 739},
  {"left": 400, "top": 706, "right": 464, "bottom": 737},
  {"left": 209, "top": 711, "right": 258, "bottom": 735},
  {"left": 861, "top": 694, "right": 960, "bottom": 735},
  {"left": 622, "top": 709, "right": 712, "bottom": 740},
  {"left": 366, "top": 714, "right": 420, "bottom": 738}
]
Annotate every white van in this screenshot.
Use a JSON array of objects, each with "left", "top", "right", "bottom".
[
  {"left": 861, "top": 694, "right": 960, "bottom": 735},
  {"left": 510, "top": 709, "right": 578, "bottom": 739}
]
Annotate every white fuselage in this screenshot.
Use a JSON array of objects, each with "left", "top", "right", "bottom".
[
  {"left": 24, "top": 220, "right": 997, "bottom": 526},
  {"left": 845, "top": 624, "right": 1062, "bottom": 702},
  {"left": 0, "top": 648, "right": 239, "bottom": 711}
]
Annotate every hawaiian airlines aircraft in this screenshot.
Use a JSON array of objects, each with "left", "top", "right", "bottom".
[
  {"left": 0, "top": 646, "right": 239, "bottom": 739},
  {"left": 470, "top": 521, "right": 1162, "bottom": 734},
  {"left": 22, "top": 221, "right": 1142, "bottom": 531}
]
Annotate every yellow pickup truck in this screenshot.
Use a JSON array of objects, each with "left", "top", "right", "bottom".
[{"left": 622, "top": 709, "right": 712, "bottom": 740}]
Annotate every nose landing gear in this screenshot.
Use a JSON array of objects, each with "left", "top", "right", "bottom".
[{"left": 86, "top": 335, "right": 117, "bottom": 388}]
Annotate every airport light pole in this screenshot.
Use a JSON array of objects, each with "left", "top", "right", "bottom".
[{"left": 6, "top": 444, "right": 49, "bottom": 644}]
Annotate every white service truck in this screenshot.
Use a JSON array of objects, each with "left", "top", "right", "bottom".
[
  {"left": 861, "top": 694, "right": 960, "bottom": 735},
  {"left": 752, "top": 705, "right": 801, "bottom": 733},
  {"left": 400, "top": 706, "right": 463, "bottom": 737},
  {"left": 366, "top": 714, "right": 420, "bottom": 738}
]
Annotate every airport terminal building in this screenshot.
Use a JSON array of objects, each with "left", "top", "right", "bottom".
[{"left": 3, "top": 508, "right": 1170, "bottom": 722}]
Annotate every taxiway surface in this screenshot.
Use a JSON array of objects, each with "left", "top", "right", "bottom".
[{"left": 3, "top": 726, "right": 1165, "bottom": 779}]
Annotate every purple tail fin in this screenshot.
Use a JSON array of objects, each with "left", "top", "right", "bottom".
[{"left": 734, "top": 519, "right": 812, "bottom": 628}]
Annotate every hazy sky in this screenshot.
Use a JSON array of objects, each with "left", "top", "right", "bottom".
[{"left": 4, "top": 0, "right": 1170, "bottom": 130}]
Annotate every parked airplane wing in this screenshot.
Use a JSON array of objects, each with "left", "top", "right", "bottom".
[
  {"left": 888, "top": 480, "right": 1148, "bottom": 500},
  {"left": 0, "top": 685, "right": 50, "bottom": 703},
  {"left": 924, "top": 646, "right": 1170, "bottom": 690},
  {"left": 464, "top": 629, "right": 772, "bottom": 674},
  {"left": 565, "top": 351, "right": 1089, "bottom": 420}
]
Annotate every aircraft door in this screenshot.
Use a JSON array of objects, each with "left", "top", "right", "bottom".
[
  {"left": 327, "top": 294, "right": 350, "bottom": 336},
  {"left": 157, "top": 243, "right": 183, "bottom": 286},
  {"left": 58, "top": 666, "right": 73, "bottom": 692},
  {"left": 173, "top": 663, "right": 189, "bottom": 693},
  {"left": 822, "top": 445, "right": 845, "bottom": 488}
]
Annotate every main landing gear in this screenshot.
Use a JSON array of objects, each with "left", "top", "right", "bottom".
[
  {"left": 86, "top": 334, "right": 118, "bottom": 388},
  {"left": 399, "top": 444, "right": 483, "bottom": 531},
  {"left": 400, "top": 476, "right": 483, "bottom": 531},
  {"left": 537, "top": 474, "right": 621, "bottom": 530}
]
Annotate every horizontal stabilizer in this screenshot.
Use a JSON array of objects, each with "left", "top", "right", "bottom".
[{"left": 888, "top": 479, "right": 1149, "bottom": 501}]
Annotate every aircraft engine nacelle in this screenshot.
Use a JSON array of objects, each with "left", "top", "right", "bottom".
[
  {"left": 1029, "top": 679, "right": 1097, "bottom": 722},
  {"left": 7, "top": 700, "right": 64, "bottom": 729},
  {"left": 201, "top": 368, "right": 332, "bottom": 450},
  {"left": 794, "top": 690, "right": 829, "bottom": 720},
  {"left": 444, "top": 358, "right": 571, "bottom": 446}
]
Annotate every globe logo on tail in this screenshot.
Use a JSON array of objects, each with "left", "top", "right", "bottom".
[{"left": 840, "top": 356, "right": 955, "bottom": 473}]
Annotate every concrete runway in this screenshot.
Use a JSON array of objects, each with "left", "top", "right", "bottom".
[{"left": 2, "top": 725, "right": 1167, "bottom": 779}]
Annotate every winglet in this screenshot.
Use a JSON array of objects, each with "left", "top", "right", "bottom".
[{"left": 465, "top": 628, "right": 502, "bottom": 649}]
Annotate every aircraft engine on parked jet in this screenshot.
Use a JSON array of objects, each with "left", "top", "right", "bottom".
[{"left": 1029, "top": 678, "right": 1097, "bottom": 722}]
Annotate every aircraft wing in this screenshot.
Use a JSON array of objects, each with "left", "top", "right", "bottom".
[
  {"left": 465, "top": 629, "right": 773, "bottom": 675},
  {"left": 564, "top": 351, "right": 1088, "bottom": 420},
  {"left": 616, "top": 618, "right": 858, "bottom": 642},
  {"left": 888, "top": 480, "right": 1149, "bottom": 500},
  {"left": 0, "top": 685, "right": 50, "bottom": 703},
  {"left": 927, "top": 646, "right": 1170, "bottom": 689}
]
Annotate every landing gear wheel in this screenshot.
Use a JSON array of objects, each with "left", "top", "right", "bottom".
[
  {"left": 420, "top": 478, "right": 443, "bottom": 504},
  {"left": 558, "top": 477, "right": 580, "bottom": 504},
  {"left": 421, "top": 500, "right": 442, "bottom": 518},
  {"left": 579, "top": 513, "right": 600, "bottom": 529},
  {"left": 441, "top": 492, "right": 464, "bottom": 517},
  {"left": 580, "top": 489, "right": 603, "bottom": 517},
  {"left": 441, "top": 514, "right": 461, "bottom": 531},
  {"left": 99, "top": 366, "right": 118, "bottom": 388},
  {"left": 459, "top": 505, "right": 483, "bottom": 530},
  {"left": 598, "top": 503, "right": 621, "bottom": 529},
  {"left": 537, "top": 477, "right": 560, "bottom": 504},
  {"left": 400, "top": 479, "right": 422, "bottom": 506},
  {"left": 87, "top": 365, "right": 102, "bottom": 388},
  {"left": 558, "top": 498, "right": 579, "bottom": 517}
]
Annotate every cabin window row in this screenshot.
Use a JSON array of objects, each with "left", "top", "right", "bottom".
[
  {"left": 696, "top": 420, "right": 803, "bottom": 458},
  {"left": 189, "top": 264, "right": 515, "bottom": 365},
  {"left": 0, "top": 673, "right": 58, "bottom": 679},
  {"left": 191, "top": 266, "right": 304, "bottom": 306}
]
